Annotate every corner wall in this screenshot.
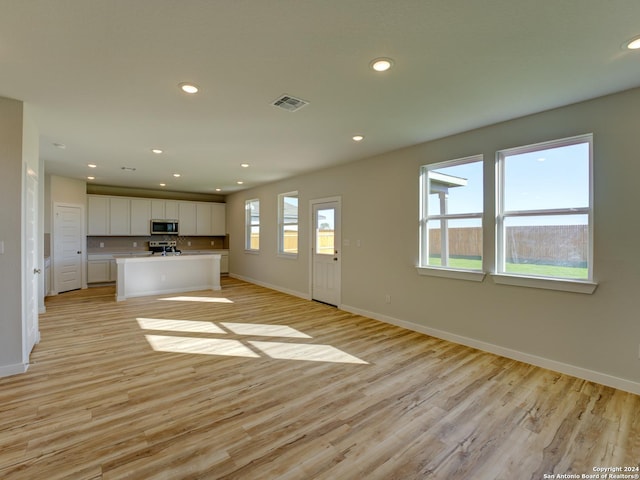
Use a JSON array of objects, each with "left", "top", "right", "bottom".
[
  {"left": 0, "top": 97, "right": 25, "bottom": 374},
  {"left": 226, "top": 87, "right": 640, "bottom": 393}
]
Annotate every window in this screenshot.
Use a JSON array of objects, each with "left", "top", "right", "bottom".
[
  {"left": 419, "top": 155, "right": 484, "bottom": 275},
  {"left": 278, "top": 192, "right": 298, "bottom": 256},
  {"left": 496, "top": 134, "right": 593, "bottom": 282},
  {"left": 245, "top": 199, "right": 260, "bottom": 251}
]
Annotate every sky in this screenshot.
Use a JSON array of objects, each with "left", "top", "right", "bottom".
[{"left": 427, "top": 141, "right": 590, "bottom": 226}]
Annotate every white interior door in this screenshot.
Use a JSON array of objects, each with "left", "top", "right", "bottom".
[
  {"left": 54, "top": 204, "right": 83, "bottom": 293},
  {"left": 24, "top": 168, "right": 39, "bottom": 359},
  {"left": 311, "top": 199, "right": 341, "bottom": 306}
]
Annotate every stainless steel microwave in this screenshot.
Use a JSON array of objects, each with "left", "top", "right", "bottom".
[{"left": 151, "top": 219, "right": 179, "bottom": 235}]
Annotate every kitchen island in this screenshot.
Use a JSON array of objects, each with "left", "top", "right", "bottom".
[{"left": 115, "top": 253, "right": 221, "bottom": 301}]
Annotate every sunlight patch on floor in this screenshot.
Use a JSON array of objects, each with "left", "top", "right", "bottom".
[
  {"left": 250, "top": 341, "right": 369, "bottom": 364},
  {"left": 145, "top": 335, "right": 260, "bottom": 358},
  {"left": 140, "top": 318, "right": 368, "bottom": 364},
  {"left": 158, "top": 296, "right": 234, "bottom": 303},
  {"left": 137, "top": 318, "right": 226, "bottom": 334},
  {"left": 221, "top": 322, "right": 311, "bottom": 339}
]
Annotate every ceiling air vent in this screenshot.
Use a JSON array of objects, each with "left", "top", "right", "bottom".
[{"left": 271, "top": 94, "right": 309, "bottom": 112}]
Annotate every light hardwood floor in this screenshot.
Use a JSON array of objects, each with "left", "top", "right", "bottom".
[{"left": 1, "top": 277, "right": 638, "bottom": 479}]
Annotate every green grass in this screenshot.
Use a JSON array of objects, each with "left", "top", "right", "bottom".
[{"left": 428, "top": 257, "right": 588, "bottom": 279}]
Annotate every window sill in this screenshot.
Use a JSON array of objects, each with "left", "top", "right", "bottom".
[
  {"left": 244, "top": 249, "right": 260, "bottom": 255},
  {"left": 416, "top": 266, "right": 486, "bottom": 282},
  {"left": 491, "top": 273, "right": 598, "bottom": 294},
  {"left": 277, "top": 253, "right": 298, "bottom": 260}
]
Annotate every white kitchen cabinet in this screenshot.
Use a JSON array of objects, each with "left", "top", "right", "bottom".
[
  {"left": 87, "top": 196, "right": 109, "bottom": 235},
  {"left": 165, "top": 201, "right": 179, "bottom": 220},
  {"left": 88, "top": 195, "right": 225, "bottom": 237},
  {"left": 178, "top": 202, "right": 197, "bottom": 235},
  {"left": 211, "top": 203, "right": 226, "bottom": 235},
  {"left": 109, "top": 197, "right": 130, "bottom": 235},
  {"left": 87, "top": 195, "right": 130, "bottom": 236},
  {"left": 151, "top": 200, "right": 179, "bottom": 221},
  {"left": 196, "top": 203, "right": 212, "bottom": 235},
  {"left": 130, "top": 198, "right": 151, "bottom": 235},
  {"left": 87, "top": 259, "right": 111, "bottom": 283},
  {"left": 151, "top": 200, "right": 165, "bottom": 219}
]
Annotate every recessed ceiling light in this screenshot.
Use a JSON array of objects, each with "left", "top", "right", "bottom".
[
  {"left": 241, "top": 163, "right": 250, "bottom": 168},
  {"left": 173, "top": 173, "right": 181, "bottom": 178},
  {"left": 352, "top": 135, "right": 364, "bottom": 142},
  {"left": 159, "top": 183, "right": 166, "bottom": 187},
  {"left": 151, "top": 148, "right": 163, "bottom": 154},
  {"left": 370, "top": 57, "right": 394, "bottom": 72},
  {"left": 87, "top": 164, "right": 97, "bottom": 168},
  {"left": 179, "top": 82, "right": 199, "bottom": 94},
  {"left": 215, "top": 188, "right": 222, "bottom": 192},
  {"left": 626, "top": 36, "right": 640, "bottom": 50},
  {"left": 237, "top": 181, "right": 244, "bottom": 185},
  {"left": 87, "top": 176, "right": 95, "bottom": 180}
]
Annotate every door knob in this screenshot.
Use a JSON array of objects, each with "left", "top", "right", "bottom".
[{"left": 33, "top": 268, "right": 41, "bottom": 274}]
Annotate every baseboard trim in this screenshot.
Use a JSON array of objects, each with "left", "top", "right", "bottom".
[
  {"left": 229, "top": 273, "right": 310, "bottom": 300},
  {"left": 341, "top": 304, "right": 640, "bottom": 396},
  {"left": 0, "top": 362, "right": 28, "bottom": 378}
]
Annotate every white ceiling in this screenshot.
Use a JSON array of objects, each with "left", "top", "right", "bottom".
[{"left": 2, "top": 1, "right": 640, "bottom": 195}]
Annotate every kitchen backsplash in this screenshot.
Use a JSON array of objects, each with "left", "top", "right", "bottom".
[{"left": 87, "top": 235, "right": 228, "bottom": 252}]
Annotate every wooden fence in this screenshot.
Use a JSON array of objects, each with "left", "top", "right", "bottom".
[{"left": 429, "top": 225, "right": 588, "bottom": 266}]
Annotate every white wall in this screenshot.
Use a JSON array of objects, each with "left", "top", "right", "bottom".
[
  {"left": 0, "top": 97, "right": 27, "bottom": 375},
  {"left": 0, "top": 97, "right": 42, "bottom": 376},
  {"left": 48, "top": 175, "right": 86, "bottom": 209},
  {"left": 227, "top": 87, "right": 640, "bottom": 393}
]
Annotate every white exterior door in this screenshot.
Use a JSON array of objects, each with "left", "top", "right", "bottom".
[
  {"left": 54, "top": 204, "right": 83, "bottom": 293},
  {"left": 24, "top": 168, "right": 39, "bottom": 359},
  {"left": 311, "top": 199, "right": 341, "bottom": 306}
]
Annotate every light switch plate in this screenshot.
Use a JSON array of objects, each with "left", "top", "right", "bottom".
[{"left": 0, "top": 240, "right": 4, "bottom": 254}]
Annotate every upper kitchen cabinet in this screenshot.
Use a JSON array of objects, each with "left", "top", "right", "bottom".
[
  {"left": 87, "top": 195, "right": 109, "bottom": 235},
  {"left": 178, "top": 202, "right": 197, "bottom": 235},
  {"left": 196, "top": 202, "right": 225, "bottom": 235},
  {"left": 87, "top": 195, "right": 130, "bottom": 235},
  {"left": 211, "top": 203, "right": 226, "bottom": 235},
  {"left": 151, "top": 199, "right": 179, "bottom": 220},
  {"left": 109, "top": 197, "right": 130, "bottom": 235},
  {"left": 130, "top": 198, "right": 151, "bottom": 235},
  {"left": 151, "top": 200, "right": 165, "bottom": 219},
  {"left": 88, "top": 195, "right": 225, "bottom": 236},
  {"left": 165, "top": 201, "right": 179, "bottom": 220},
  {"left": 196, "top": 203, "right": 212, "bottom": 235}
]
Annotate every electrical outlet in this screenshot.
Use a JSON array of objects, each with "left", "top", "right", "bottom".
[
  {"left": 133, "top": 242, "right": 137, "bottom": 247},
  {"left": 385, "top": 294, "right": 391, "bottom": 304},
  {"left": 187, "top": 241, "right": 191, "bottom": 246},
  {"left": 211, "top": 240, "right": 215, "bottom": 246},
  {"left": 0, "top": 240, "right": 4, "bottom": 254},
  {"left": 99, "top": 242, "right": 104, "bottom": 248}
]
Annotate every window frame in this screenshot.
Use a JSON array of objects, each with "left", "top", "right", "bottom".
[
  {"left": 417, "top": 154, "right": 486, "bottom": 282},
  {"left": 494, "top": 133, "right": 596, "bottom": 293},
  {"left": 278, "top": 191, "right": 299, "bottom": 258},
  {"left": 245, "top": 198, "right": 260, "bottom": 252}
]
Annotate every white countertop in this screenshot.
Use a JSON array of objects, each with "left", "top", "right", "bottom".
[
  {"left": 115, "top": 252, "right": 221, "bottom": 263},
  {"left": 88, "top": 249, "right": 228, "bottom": 260}
]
